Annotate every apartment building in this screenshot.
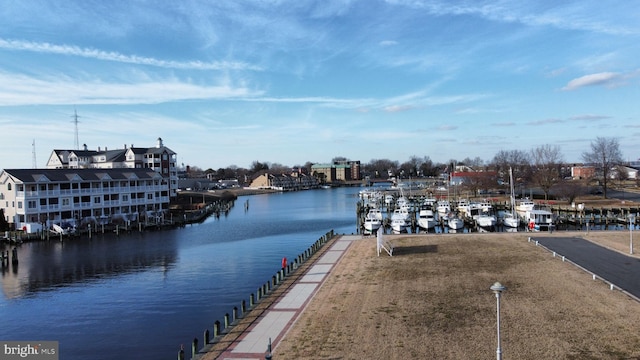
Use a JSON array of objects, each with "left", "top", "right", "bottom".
[
  {"left": 46, "top": 137, "right": 178, "bottom": 197},
  {"left": 0, "top": 168, "right": 170, "bottom": 232},
  {"left": 249, "top": 172, "right": 319, "bottom": 191}
]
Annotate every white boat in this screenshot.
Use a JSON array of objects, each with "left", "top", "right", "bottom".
[
  {"left": 467, "top": 204, "right": 496, "bottom": 229},
  {"left": 516, "top": 199, "right": 536, "bottom": 214},
  {"left": 456, "top": 199, "right": 470, "bottom": 214},
  {"left": 503, "top": 212, "right": 520, "bottom": 228},
  {"left": 447, "top": 212, "right": 465, "bottom": 230},
  {"left": 437, "top": 200, "right": 451, "bottom": 216},
  {"left": 417, "top": 204, "right": 437, "bottom": 230},
  {"left": 477, "top": 199, "right": 493, "bottom": 213},
  {"left": 363, "top": 215, "right": 382, "bottom": 232},
  {"left": 368, "top": 208, "right": 383, "bottom": 221},
  {"left": 524, "top": 209, "right": 554, "bottom": 231},
  {"left": 503, "top": 167, "right": 519, "bottom": 228},
  {"left": 391, "top": 207, "right": 410, "bottom": 223},
  {"left": 391, "top": 217, "right": 408, "bottom": 233},
  {"left": 475, "top": 214, "right": 497, "bottom": 229}
]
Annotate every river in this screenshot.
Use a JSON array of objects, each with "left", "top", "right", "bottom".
[{"left": 0, "top": 187, "right": 360, "bottom": 360}]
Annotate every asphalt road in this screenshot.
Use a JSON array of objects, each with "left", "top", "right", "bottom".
[{"left": 534, "top": 236, "right": 640, "bottom": 298}]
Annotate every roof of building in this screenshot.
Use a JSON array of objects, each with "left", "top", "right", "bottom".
[{"left": 2, "top": 168, "right": 163, "bottom": 183}]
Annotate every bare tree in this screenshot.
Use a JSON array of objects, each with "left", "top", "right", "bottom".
[
  {"left": 531, "top": 144, "right": 564, "bottom": 200},
  {"left": 491, "top": 149, "right": 531, "bottom": 183},
  {"left": 582, "top": 137, "right": 623, "bottom": 198}
]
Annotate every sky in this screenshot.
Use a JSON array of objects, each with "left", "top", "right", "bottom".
[{"left": 1, "top": 0, "right": 639, "bottom": 171}]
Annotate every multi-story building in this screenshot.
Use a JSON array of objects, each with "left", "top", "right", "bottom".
[
  {"left": 249, "top": 171, "right": 319, "bottom": 191},
  {"left": 311, "top": 161, "right": 361, "bottom": 183},
  {"left": 0, "top": 168, "right": 170, "bottom": 232},
  {"left": 46, "top": 137, "right": 178, "bottom": 197}
]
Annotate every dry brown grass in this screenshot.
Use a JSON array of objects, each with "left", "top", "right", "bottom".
[{"left": 274, "top": 232, "right": 640, "bottom": 359}]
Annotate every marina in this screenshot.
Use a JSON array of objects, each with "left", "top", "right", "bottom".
[{"left": 356, "top": 185, "right": 640, "bottom": 234}]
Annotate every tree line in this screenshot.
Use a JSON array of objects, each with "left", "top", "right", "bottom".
[{"left": 187, "top": 137, "right": 629, "bottom": 201}]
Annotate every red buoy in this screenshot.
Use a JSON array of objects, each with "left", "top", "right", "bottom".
[{"left": 281, "top": 257, "right": 287, "bottom": 269}]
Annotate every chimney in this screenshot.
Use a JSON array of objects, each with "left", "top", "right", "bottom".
[
  {"left": 156, "top": 137, "right": 163, "bottom": 148},
  {"left": 98, "top": 146, "right": 101, "bottom": 151},
  {"left": 83, "top": 144, "right": 88, "bottom": 151}
]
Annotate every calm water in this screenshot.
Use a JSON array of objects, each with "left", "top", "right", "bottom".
[{"left": 0, "top": 187, "right": 360, "bottom": 360}]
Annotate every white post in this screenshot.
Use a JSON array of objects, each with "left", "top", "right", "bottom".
[
  {"left": 490, "top": 282, "right": 506, "bottom": 360},
  {"left": 630, "top": 215, "right": 635, "bottom": 255}
]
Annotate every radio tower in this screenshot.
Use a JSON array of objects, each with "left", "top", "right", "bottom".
[
  {"left": 32, "top": 139, "right": 37, "bottom": 168},
  {"left": 71, "top": 109, "right": 81, "bottom": 150}
]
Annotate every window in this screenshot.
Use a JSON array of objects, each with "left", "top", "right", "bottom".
[
  {"left": 17, "top": 201, "right": 22, "bottom": 209},
  {"left": 147, "top": 193, "right": 153, "bottom": 200},
  {"left": 27, "top": 200, "right": 36, "bottom": 209},
  {"left": 94, "top": 197, "right": 101, "bottom": 204},
  {"left": 62, "top": 199, "right": 70, "bottom": 206},
  {"left": 122, "top": 195, "right": 129, "bottom": 202},
  {"left": 7, "top": 183, "right": 11, "bottom": 191}
]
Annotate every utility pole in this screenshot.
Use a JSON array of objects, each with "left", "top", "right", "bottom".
[
  {"left": 32, "top": 139, "right": 37, "bottom": 168},
  {"left": 71, "top": 108, "right": 81, "bottom": 150}
]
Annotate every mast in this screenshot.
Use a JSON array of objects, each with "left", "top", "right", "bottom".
[{"left": 509, "top": 167, "right": 516, "bottom": 216}]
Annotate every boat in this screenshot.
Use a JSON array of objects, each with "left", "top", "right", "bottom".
[
  {"left": 391, "top": 207, "right": 410, "bottom": 223},
  {"left": 437, "top": 200, "right": 451, "bottom": 216},
  {"left": 390, "top": 217, "right": 408, "bottom": 233},
  {"left": 516, "top": 198, "right": 536, "bottom": 214},
  {"left": 503, "top": 167, "right": 519, "bottom": 228},
  {"left": 368, "top": 208, "right": 383, "bottom": 221},
  {"left": 363, "top": 209, "right": 382, "bottom": 233},
  {"left": 363, "top": 214, "right": 382, "bottom": 233},
  {"left": 417, "top": 203, "right": 437, "bottom": 230},
  {"left": 503, "top": 212, "right": 520, "bottom": 228},
  {"left": 467, "top": 203, "right": 496, "bottom": 229},
  {"left": 524, "top": 209, "right": 554, "bottom": 231},
  {"left": 447, "top": 212, "right": 465, "bottom": 230}
]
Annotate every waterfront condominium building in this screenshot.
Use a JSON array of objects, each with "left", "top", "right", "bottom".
[
  {"left": 45, "top": 137, "right": 178, "bottom": 197},
  {"left": 0, "top": 168, "right": 170, "bottom": 232}
]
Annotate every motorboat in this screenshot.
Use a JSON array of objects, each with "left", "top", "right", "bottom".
[
  {"left": 503, "top": 212, "right": 520, "bottom": 228},
  {"left": 363, "top": 214, "right": 382, "bottom": 232},
  {"left": 437, "top": 200, "right": 451, "bottom": 216},
  {"left": 447, "top": 212, "right": 465, "bottom": 230},
  {"left": 516, "top": 199, "right": 536, "bottom": 214},
  {"left": 524, "top": 209, "right": 554, "bottom": 231},
  {"left": 417, "top": 204, "right": 437, "bottom": 230},
  {"left": 467, "top": 203, "right": 496, "bottom": 229},
  {"left": 391, "top": 217, "right": 408, "bottom": 233},
  {"left": 391, "top": 207, "right": 410, "bottom": 223}
]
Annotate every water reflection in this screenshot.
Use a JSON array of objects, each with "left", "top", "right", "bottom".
[{"left": 1, "top": 233, "right": 178, "bottom": 299}]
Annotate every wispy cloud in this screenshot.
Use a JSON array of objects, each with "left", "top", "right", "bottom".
[
  {"left": 527, "top": 118, "right": 564, "bottom": 125},
  {"left": 0, "top": 38, "right": 261, "bottom": 71},
  {"left": 386, "top": 1, "right": 639, "bottom": 36},
  {"left": 379, "top": 40, "right": 398, "bottom": 47},
  {"left": 569, "top": 114, "right": 611, "bottom": 121},
  {"left": 0, "top": 72, "right": 261, "bottom": 106},
  {"left": 561, "top": 72, "right": 621, "bottom": 91}
]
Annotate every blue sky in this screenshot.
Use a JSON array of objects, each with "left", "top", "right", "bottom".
[{"left": 1, "top": 0, "right": 638, "bottom": 170}]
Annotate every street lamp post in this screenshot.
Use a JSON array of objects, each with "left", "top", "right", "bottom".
[
  {"left": 629, "top": 214, "right": 636, "bottom": 255},
  {"left": 490, "top": 282, "right": 507, "bottom": 360}
]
